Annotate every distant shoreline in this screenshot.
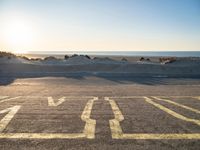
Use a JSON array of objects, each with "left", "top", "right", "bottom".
[{"left": 24, "top": 51, "right": 200, "bottom": 57}]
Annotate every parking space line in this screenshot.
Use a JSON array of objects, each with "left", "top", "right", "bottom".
[
  {"left": 106, "top": 97, "right": 200, "bottom": 139},
  {"left": 0, "top": 96, "right": 9, "bottom": 100},
  {"left": 193, "top": 97, "right": 200, "bottom": 101},
  {"left": 0, "top": 96, "right": 21, "bottom": 104},
  {"left": 1, "top": 96, "right": 199, "bottom": 140},
  {"left": 152, "top": 97, "right": 200, "bottom": 114},
  {"left": 119, "top": 133, "right": 200, "bottom": 139},
  {"left": 0, "top": 97, "right": 97, "bottom": 139},
  {"left": 105, "top": 97, "right": 124, "bottom": 139},
  {"left": 109, "top": 96, "right": 200, "bottom": 99},
  {"left": 1, "top": 132, "right": 199, "bottom": 139},
  {"left": 0, "top": 133, "right": 85, "bottom": 139},
  {"left": 109, "top": 96, "right": 144, "bottom": 99},
  {"left": 156, "top": 96, "right": 200, "bottom": 98},
  {"left": 0, "top": 106, "right": 21, "bottom": 132},
  {"left": 81, "top": 97, "right": 98, "bottom": 139},
  {"left": 165, "top": 96, "right": 199, "bottom": 98},
  {"left": 144, "top": 97, "right": 200, "bottom": 126},
  {"left": 29, "top": 96, "right": 94, "bottom": 99}
]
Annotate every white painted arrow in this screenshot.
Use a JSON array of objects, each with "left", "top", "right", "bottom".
[{"left": 48, "top": 97, "right": 66, "bottom": 106}]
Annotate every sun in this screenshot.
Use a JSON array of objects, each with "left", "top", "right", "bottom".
[{"left": 2, "top": 16, "right": 36, "bottom": 54}]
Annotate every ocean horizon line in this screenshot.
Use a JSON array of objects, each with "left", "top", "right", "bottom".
[{"left": 24, "top": 51, "right": 200, "bottom": 57}]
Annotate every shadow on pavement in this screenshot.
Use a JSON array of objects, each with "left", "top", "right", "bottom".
[
  {"left": 1, "top": 63, "right": 200, "bottom": 86},
  {"left": 0, "top": 72, "right": 200, "bottom": 86}
]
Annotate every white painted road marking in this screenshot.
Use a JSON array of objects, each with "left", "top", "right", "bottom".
[
  {"left": 194, "top": 97, "right": 200, "bottom": 101},
  {"left": 48, "top": 96, "right": 95, "bottom": 107},
  {"left": 144, "top": 97, "right": 200, "bottom": 126},
  {"left": 0, "top": 96, "right": 200, "bottom": 139},
  {"left": 0, "top": 133, "right": 85, "bottom": 139},
  {"left": 106, "top": 97, "right": 200, "bottom": 139},
  {"left": 0, "top": 96, "right": 21, "bottom": 104},
  {"left": 48, "top": 97, "right": 66, "bottom": 106},
  {"left": 114, "top": 133, "right": 200, "bottom": 139},
  {"left": 105, "top": 97, "right": 124, "bottom": 139},
  {"left": 0, "top": 105, "right": 21, "bottom": 132},
  {"left": 152, "top": 97, "right": 200, "bottom": 114},
  {"left": 109, "top": 96, "right": 199, "bottom": 98},
  {"left": 81, "top": 97, "right": 98, "bottom": 139},
  {"left": 0, "top": 97, "right": 98, "bottom": 139},
  {"left": 48, "top": 96, "right": 96, "bottom": 106},
  {"left": 0, "top": 96, "right": 9, "bottom": 100},
  {"left": 109, "top": 96, "right": 145, "bottom": 99}
]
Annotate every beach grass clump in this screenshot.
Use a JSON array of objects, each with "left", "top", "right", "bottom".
[
  {"left": 83, "top": 55, "right": 91, "bottom": 59},
  {"left": 139, "top": 57, "right": 151, "bottom": 61},
  {"left": 68, "top": 54, "right": 91, "bottom": 59},
  {"left": 121, "top": 57, "right": 128, "bottom": 61},
  {"left": 30, "top": 58, "right": 42, "bottom": 61},
  {"left": 159, "top": 57, "right": 176, "bottom": 64},
  {"left": 0, "top": 51, "right": 16, "bottom": 59},
  {"left": 18, "top": 56, "right": 30, "bottom": 61},
  {"left": 93, "top": 57, "right": 113, "bottom": 61},
  {"left": 43, "top": 56, "right": 59, "bottom": 61},
  {"left": 70, "top": 54, "right": 78, "bottom": 58},
  {"left": 64, "top": 55, "right": 69, "bottom": 59},
  {"left": 146, "top": 58, "right": 150, "bottom": 61},
  {"left": 140, "top": 57, "right": 145, "bottom": 61}
]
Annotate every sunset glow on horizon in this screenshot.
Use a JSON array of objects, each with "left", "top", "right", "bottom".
[{"left": 0, "top": 0, "right": 200, "bottom": 53}]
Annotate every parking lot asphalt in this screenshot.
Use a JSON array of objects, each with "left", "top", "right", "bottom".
[{"left": 0, "top": 76, "right": 200, "bottom": 150}]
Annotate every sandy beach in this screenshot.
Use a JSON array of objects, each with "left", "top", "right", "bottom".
[{"left": 0, "top": 54, "right": 200, "bottom": 80}]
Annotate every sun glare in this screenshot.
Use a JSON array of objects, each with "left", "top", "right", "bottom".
[{"left": 2, "top": 16, "right": 36, "bottom": 53}]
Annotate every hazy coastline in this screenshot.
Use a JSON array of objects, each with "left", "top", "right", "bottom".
[{"left": 24, "top": 51, "right": 200, "bottom": 58}]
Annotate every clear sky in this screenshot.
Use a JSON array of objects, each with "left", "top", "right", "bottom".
[{"left": 0, "top": 0, "right": 200, "bottom": 53}]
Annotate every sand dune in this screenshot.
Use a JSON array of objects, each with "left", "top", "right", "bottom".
[{"left": 0, "top": 54, "right": 200, "bottom": 77}]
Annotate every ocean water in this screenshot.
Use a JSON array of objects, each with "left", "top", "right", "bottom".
[{"left": 26, "top": 51, "right": 200, "bottom": 57}]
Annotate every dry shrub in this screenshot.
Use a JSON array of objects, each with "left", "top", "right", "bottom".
[
  {"left": 159, "top": 57, "right": 176, "bottom": 64},
  {"left": 0, "top": 51, "right": 16, "bottom": 58}
]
